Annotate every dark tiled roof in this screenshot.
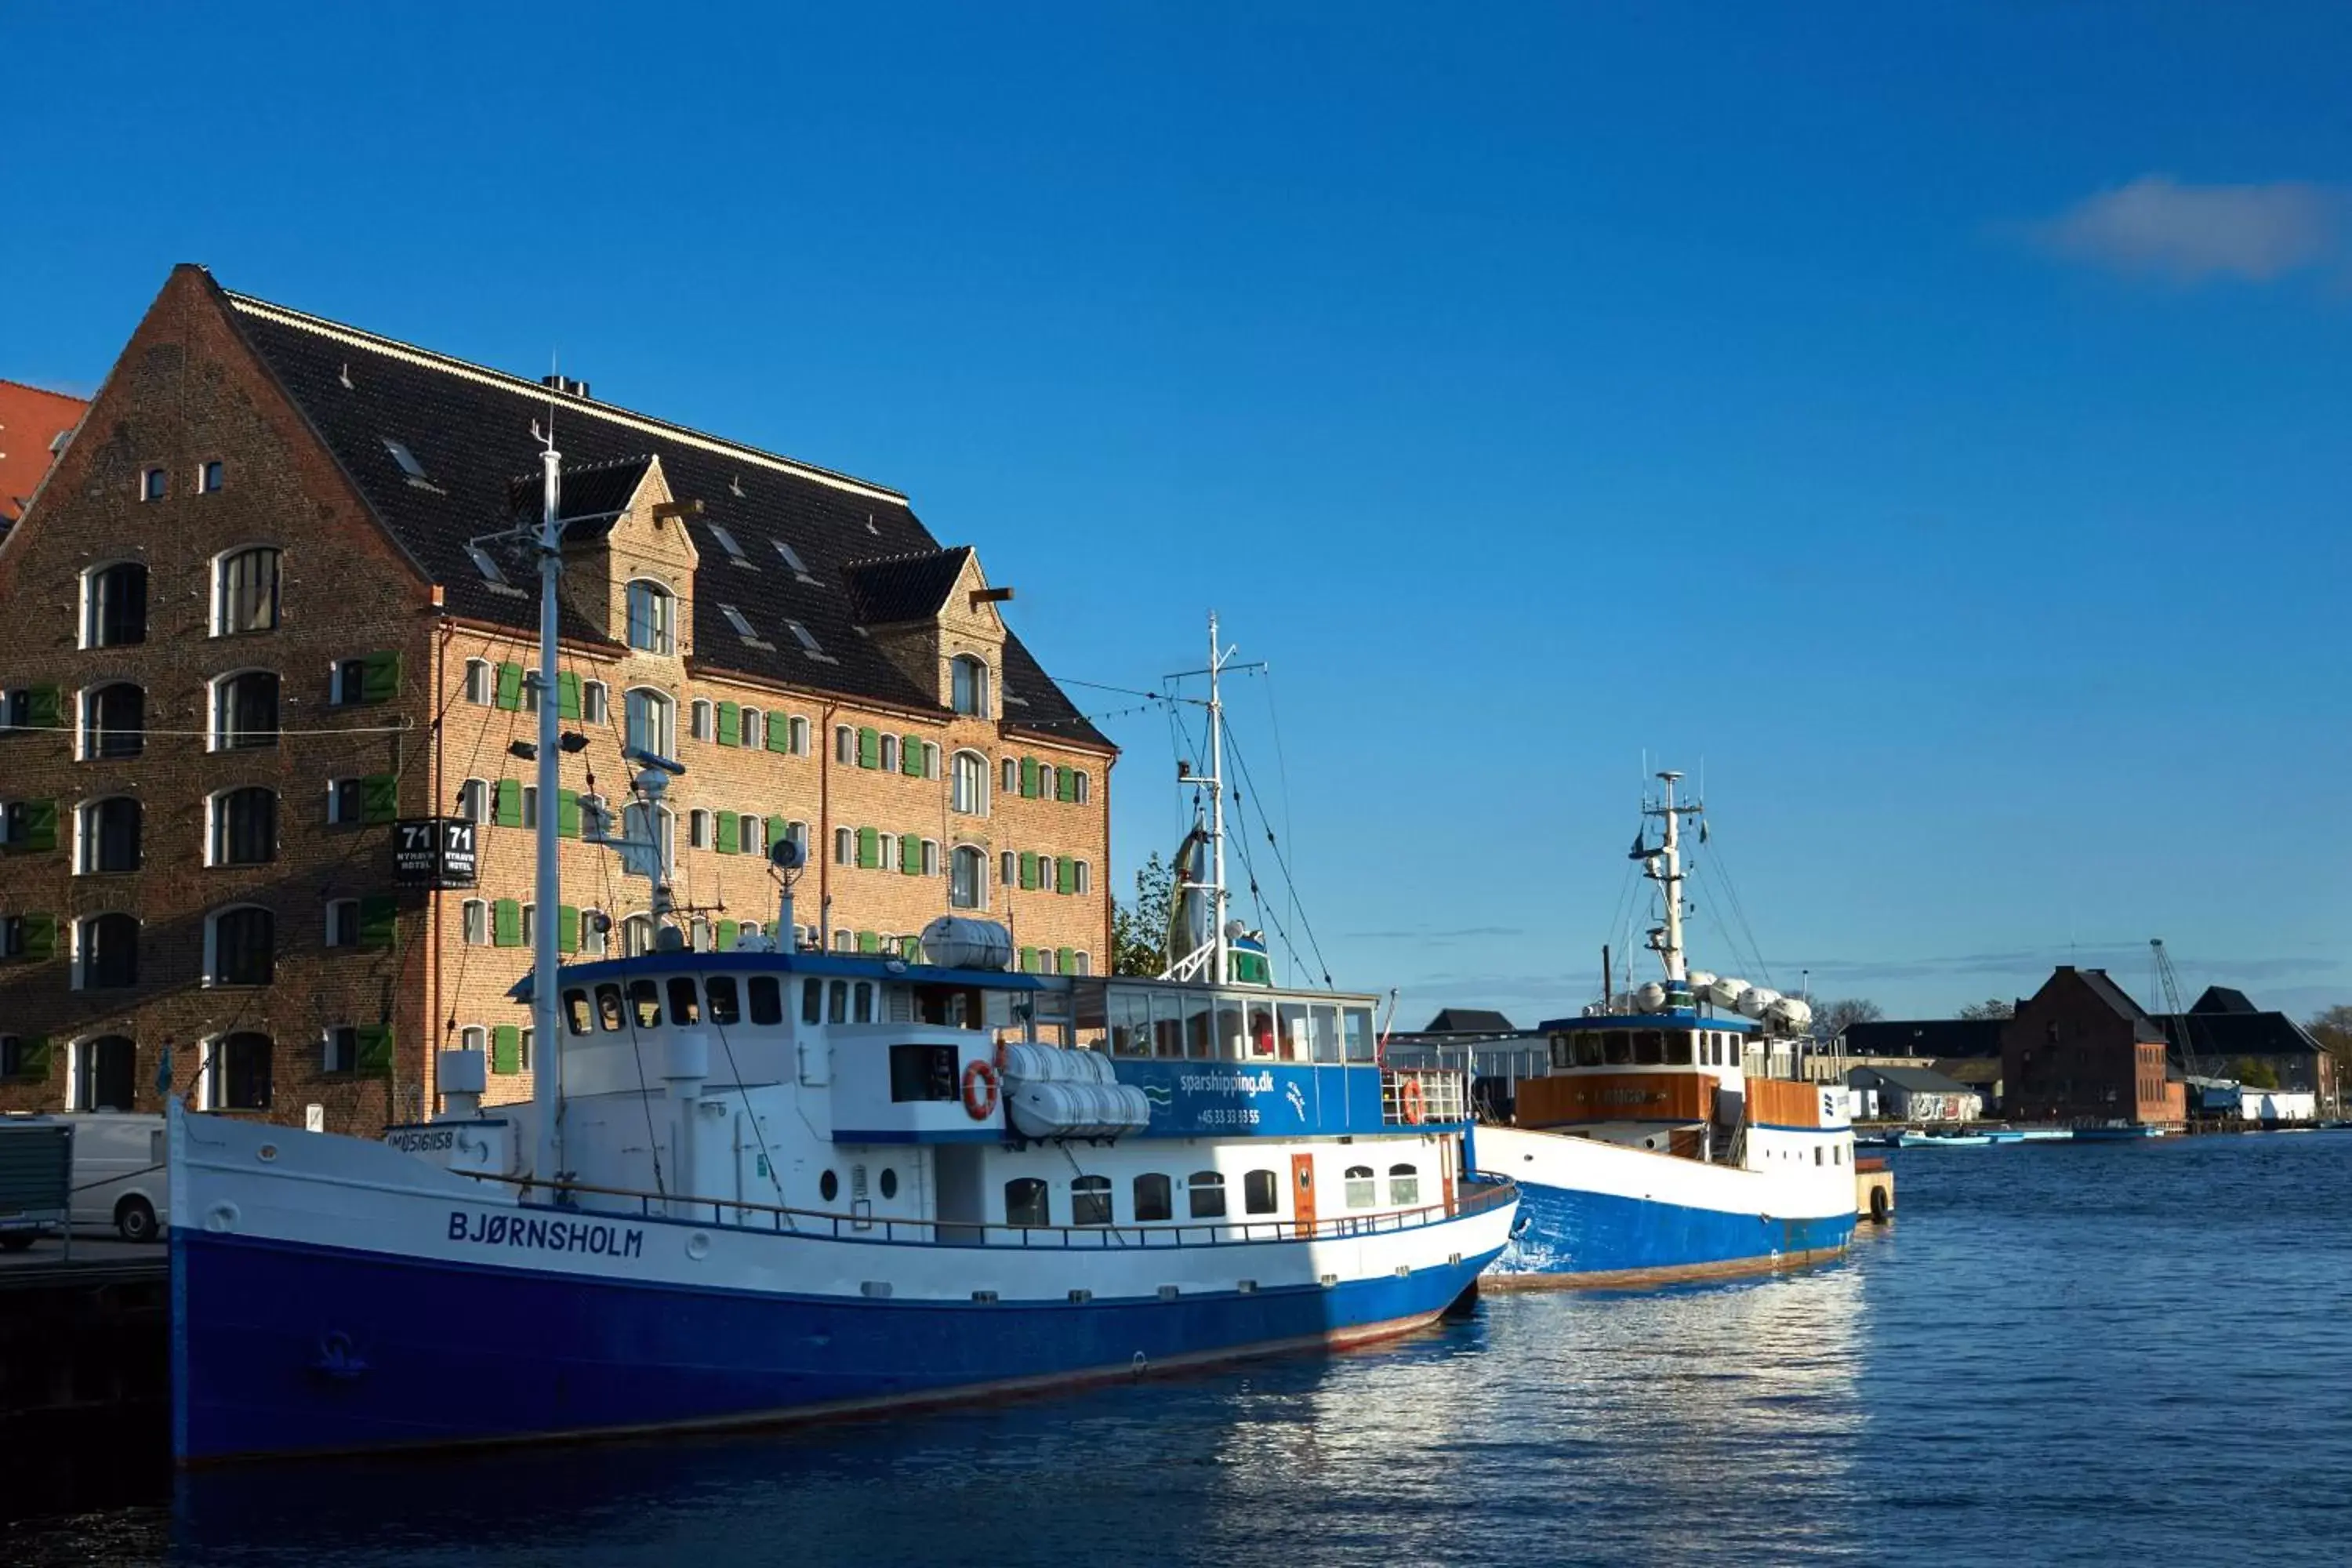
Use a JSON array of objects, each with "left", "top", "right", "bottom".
[
  {"left": 507, "top": 455, "right": 657, "bottom": 539},
  {"left": 1423, "top": 1007, "right": 1519, "bottom": 1034},
  {"left": 2069, "top": 967, "right": 2168, "bottom": 1042},
  {"left": 1840, "top": 1018, "right": 2005, "bottom": 1058},
  {"left": 2155, "top": 1011, "right": 2321, "bottom": 1060},
  {"left": 844, "top": 547, "right": 974, "bottom": 626},
  {"left": 220, "top": 287, "right": 1107, "bottom": 747},
  {"left": 2190, "top": 986, "right": 2259, "bottom": 1015}
]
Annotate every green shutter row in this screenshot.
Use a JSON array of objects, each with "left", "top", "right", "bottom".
[
  {"left": 900, "top": 935, "right": 922, "bottom": 961},
  {"left": 857, "top": 929, "right": 880, "bottom": 954},
  {"left": 557, "top": 671, "right": 582, "bottom": 720},
  {"left": 716, "top": 918, "right": 739, "bottom": 951},
  {"left": 765, "top": 717, "right": 791, "bottom": 753},
  {"left": 495, "top": 661, "right": 524, "bottom": 710},
  {"left": 1019, "top": 756, "right": 1040, "bottom": 798},
  {"left": 361, "top": 773, "right": 397, "bottom": 824},
  {"left": 491, "top": 1025, "right": 521, "bottom": 1075},
  {"left": 355, "top": 1024, "right": 394, "bottom": 1076},
  {"left": 900, "top": 735, "right": 924, "bottom": 776},
  {"left": 856, "top": 826, "right": 878, "bottom": 868},
  {"left": 715, "top": 812, "right": 739, "bottom": 855},
  {"left": 1054, "top": 764, "right": 1073, "bottom": 802},
  {"left": 7, "top": 1036, "right": 51, "bottom": 1080},
  {"left": 10, "top": 914, "right": 57, "bottom": 962},
  {"left": 1018, "top": 851, "right": 1039, "bottom": 891},
  {"left": 899, "top": 834, "right": 922, "bottom": 875},
  {"left": 359, "top": 895, "right": 397, "bottom": 951},
  {"left": 1018, "top": 946, "right": 1037, "bottom": 973},
  {"left": 716, "top": 701, "right": 740, "bottom": 746},
  {"left": 7, "top": 799, "right": 56, "bottom": 854},
  {"left": 22, "top": 686, "right": 60, "bottom": 732},
  {"left": 857, "top": 726, "right": 880, "bottom": 768},
  {"left": 557, "top": 904, "right": 579, "bottom": 954},
  {"left": 764, "top": 815, "right": 790, "bottom": 855},
  {"left": 359, "top": 650, "right": 401, "bottom": 703},
  {"left": 1056, "top": 946, "right": 1076, "bottom": 975},
  {"left": 557, "top": 789, "right": 580, "bottom": 839},
  {"left": 1055, "top": 855, "right": 1075, "bottom": 894},
  {"left": 494, "top": 779, "right": 523, "bottom": 828},
  {"left": 492, "top": 898, "right": 522, "bottom": 948}
]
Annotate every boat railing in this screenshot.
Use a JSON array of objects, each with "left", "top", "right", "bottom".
[
  {"left": 1381, "top": 1067, "right": 1468, "bottom": 1126},
  {"left": 452, "top": 1168, "right": 1516, "bottom": 1250}
]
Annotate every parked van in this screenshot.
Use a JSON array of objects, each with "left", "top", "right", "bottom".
[{"left": 66, "top": 1112, "right": 168, "bottom": 1242}]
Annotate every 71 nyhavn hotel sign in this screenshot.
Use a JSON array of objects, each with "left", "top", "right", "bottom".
[{"left": 394, "top": 818, "right": 478, "bottom": 888}]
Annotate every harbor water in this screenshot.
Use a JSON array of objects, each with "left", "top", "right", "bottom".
[{"left": 10, "top": 1131, "right": 2350, "bottom": 1566}]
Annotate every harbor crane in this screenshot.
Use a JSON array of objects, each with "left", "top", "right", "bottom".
[{"left": 2150, "top": 938, "right": 2205, "bottom": 1080}]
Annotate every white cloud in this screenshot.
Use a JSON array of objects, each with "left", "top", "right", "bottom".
[{"left": 2034, "top": 175, "right": 2348, "bottom": 283}]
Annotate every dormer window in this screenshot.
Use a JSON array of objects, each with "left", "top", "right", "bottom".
[
  {"left": 626, "top": 580, "right": 675, "bottom": 655},
  {"left": 951, "top": 655, "right": 989, "bottom": 718}
]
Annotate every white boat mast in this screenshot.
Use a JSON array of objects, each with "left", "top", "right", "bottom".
[
  {"left": 529, "top": 438, "right": 565, "bottom": 1189},
  {"left": 1203, "top": 612, "right": 1231, "bottom": 985},
  {"left": 1641, "top": 769, "right": 1697, "bottom": 985}
]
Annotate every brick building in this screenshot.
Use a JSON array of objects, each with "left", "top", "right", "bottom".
[
  {"left": 0, "top": 376, "right": 90, "bottom": 528},
  {"left": 0, "top": 265, "right": 1113, "bottom": 1131},
  {"left": 2001, "top": 966, "right": 2184, "bottom": 1127}
]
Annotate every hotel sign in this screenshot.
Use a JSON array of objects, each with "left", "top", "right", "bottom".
[{"left": 394, "top": 818, "right": 478, "bottom": 888}]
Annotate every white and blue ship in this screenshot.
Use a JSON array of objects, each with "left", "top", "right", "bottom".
[
  {"left": 1475, "top": 773, "right": 1857, "bottom": 1287},
  {"left": 169, "top": 470, "right": 1515, "bottom": 1466}
]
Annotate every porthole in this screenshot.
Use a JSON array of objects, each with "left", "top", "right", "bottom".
[
  {"left": 880, "top": 1168, "right": 899, "bottom": 1200},
  {"left": 819, "top": 1170, "right": 840, "bottom": 1203}
]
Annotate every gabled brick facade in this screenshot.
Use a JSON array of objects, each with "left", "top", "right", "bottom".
[
  {"left": 2001, "top": 966, "right": 2183, "bottom": 1127},
  {"left": 0, "top": 266, "right": 1113, "bottom": 1132}
]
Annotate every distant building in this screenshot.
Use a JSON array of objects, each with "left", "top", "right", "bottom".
[
  {"left": 0, "top": 378, "right": 89, "bottom": 528},
  {"left": 2002, "top": 967, "right": 2184, "bottom": 1127},
  {"left": 1932, "top": 1056, "right": 2004, "bottom": 1115},
  {"left": 1847, "top": 1065, "right": 1981, "bottom": 1123},
  {"left": 1420, "top": 1007, "right": 1518, "bottom": 1036},
  {"left": 2154, "top": 986, "right": 2336, "bottom": 1113}
]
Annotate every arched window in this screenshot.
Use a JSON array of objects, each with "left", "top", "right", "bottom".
[
  {"left": 922, "top": 742, "right": 940, "bottom": 780},
  {"left": 620, "top": 913, "right": 656, "bottom": 957},
  {"left": 212, "top": 670, "right": 279, "bottom": 750},
  {"left": 1187, "top": 1171, "right": 1227, "bottom": 1220},
  {"left": 946, "top": 846, "right": 983, "bottom": 907},
  {"left": 1073, "top": 770, "right": 1091, "bottom": 804},
  {"left": 834, "top": 826, "right": 854, "bottom": 866},
  {"left": 215, "top": 547, "right": 280, "bottom": 635},
  {"left": 1133, "top": 1173, "right": 1173, "bottom": 1222},
  {"left": 463, "top": 659, "right": 493, "bottom": 704},
  {"left": 1072, "top": 952, "right": 1091, "bottom": 976},
  {"left": 77, "top": 797, "right": 140, "bottom": 874},
  {"left": 1000, "top": 757, "right": 1018, "bottom": 795},
  {"left": 205, "top": 1032, "right": 273, "bottom": 1110},
  {"left": 583, "top": 681, "right": 609, "bottom": 724},
  {"left": 920, "top": 839, "right": 939, "bottom": 877},
  {"left": 83, "top": 562, "right": 147, "bottom": 648},
  {"left": 833, "top": 724, "right": 854, "bottom": 764},
  {"left": 952, "top": 750, "right": 987, "bottom": 815},
  {"left": 1000, "top": 850, "right": 1016, "bottom": 888},
  {"left": 462, "top": 899, "right": 488, "bottom": 946},
  {"left": 624, "top": 688, "right": 674, "bottom": 757},
  {"left": 950, "top": 655, "right": 989, "bottom": 717},
  {"left": 689, "top": 699, "right": 714, "bottom": 741},
  {"left": 1388, "top": 1163, "right": 1421, "bottom": 1207},
  {"left": 1073, "top": 860, "right": 1091, "bottom": 895},
  {"left": 739, "top": 814, "right": 764, "bottom": 855},
  {"left": 1243, "top": 1170, "right": 1279, "bottom": 1215},
  {"left": 71, "top": 1035, "right": 136, "bottom": 1112},
  {"left": 1344, "top": 1166, "right": 1376, "bottom": 1208},
  {"left": 1004, "top": 1177, "right": 1051, "bottom": 1227},
  {"left": 211, "top": 787, "right": 278, "bottom": 866},
  {"left": 457, "top": 779, "right": 489, "bottom": 824},
  {"left": 881, "top": 734, "right": 900, "bottom": 772},
  {"left": 789, "top": 715, "right": 810, "bottom": 754},
  {"left": 877, "top": 833, "right": 897, "bottom": 871},
  {"left": 620, "top": 801, "right": 673, "bottom": 868},
  {"left": 205, "top": 906, "right": 274, "bottom": 986},
  {"left": 688, "top": 808, "right": 712, "bottom": 849},
  {"left": 625, "top": 579, "right": 674, "bottom": 655},
  {"left": 76, "top": 914, "right": 139, "bottom": 990},
  {"left": 1071, "top": 1174, "right": 1112, "bottom": 1226},
  {"left": 579, "top": 907, "right": 609, "bottom": 956},
  {"left": 82, "top": 682, "right": 144, "bottom": 759},
  {"left": 741, "top": 707, "right": 763, "bottom": 750}
]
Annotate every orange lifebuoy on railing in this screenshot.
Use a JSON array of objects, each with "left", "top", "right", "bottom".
[
  {"left": 1399, "top": 1076, "right": 1426, "bottom": 1126},
  {"left": 963, "top": 1059, "right": 1000, "bottom": 1121}
]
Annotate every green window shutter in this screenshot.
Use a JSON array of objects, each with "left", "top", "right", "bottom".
[
  {"left": 356, "top": 1025, "right": 394, "bottom": 1076},
  {"left": 900, "top": 835, "right": 921, "bottom": 875},
  {"left": 858, "top": 727, "right": 880, "bottom": 768},
  {"left": 557, "top": 672, "right": 582, "bottom": 720},
  {"left": 900, "top": 935, "right": 922, "bottom": 961},
  {"left": 21, "top": 916, "right": 56, "bottom": 962},
  {"left": 360, "top": 650, "right": 401, "bottom": 703},
  {"left": 765, "top": 717, "right": 790, "bottom": 754},
  {"left": 557, "top": 904, "right": 579, "bottom": 955},
  {"left": 764, "top": 815, "right": 790, "bottom": 855},
  {"left": 492, "top": 898, "right": 522, "bottom": 948},
  {"left": 557, "top": 789, "right": 580, "bottom": 839},
  {"left": 10, "top": 1036, "right": 51, "bottom": 1080},
  {"left": 491, "top": 1025, "right": 521, "bottom": 1075},
  {"left": 715, "top": 812, "right": 739, "bottom": 855},
  {"left": 901, "top": 735, "right": 924, "bottom": 777},
  {"left": 1020, "top": 757, "right": 1040, "bottom": 798},
  {"left": 494, "top": 779, "right": 522, "bottom": 828},
  {"left": 1056, "top": 946, "right": 1076, "bottom": 975},
  {"left": 1018, "top": 946, "right": 1036, "bottom": 974},
  {"left": 361, "top": 774, "right": 397, "bottom": 824},
  {"left": 857, "top": 929, "right": 880, "bottom": 955},
  {"left": 495, "top": 662, "right": 524, "bottom": 711},
  {"left": 1054, "top": 765, "right": 1074, "bottom": 803},
  {"left": 21, "top": 799, "right": 56, "bottom": 853},
  {"left": 359, "top": 895, "right": 398, "bottom": 951},
  {"left": 717, "top": 702, "right": 740, "bottom": 746},
  {"left": 857, "top": 826, "right": 878, "bottom": 869},
  {"left": 1055, "top": 855, "right": 1074, "bottom": 894},
  {"left": 24, "top": 685, "right": 60, "bottom": 731},
  {"left": 1021, "top": 851, "right": 1040, "bottom": 891},
  {"left": 716, "top": 918, "right": 739, "bottom": 951}
]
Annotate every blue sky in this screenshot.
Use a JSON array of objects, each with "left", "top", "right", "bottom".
[{"left": 5, "top": 2, "right": 2347, "bottom": 1023}]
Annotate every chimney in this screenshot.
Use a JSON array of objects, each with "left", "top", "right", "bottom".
[{"left": 539, "top": 374, "right": 592, "bottom": 400}]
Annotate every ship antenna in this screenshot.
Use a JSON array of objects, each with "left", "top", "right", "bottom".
[{"left": 1205, "top": 611, "right": 1230, "bottom": 985}]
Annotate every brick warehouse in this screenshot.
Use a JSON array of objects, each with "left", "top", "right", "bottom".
[{"left": 0, "top": 265, "right": 1114, "bottom": 1132}]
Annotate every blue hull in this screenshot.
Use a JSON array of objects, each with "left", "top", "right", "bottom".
[
  {"left": 172, "top": 1228, "right": 1502, "bottom": 1464},
  {"left": 1490, "top": 1180, "right": 1853, "bottom": 1287}
]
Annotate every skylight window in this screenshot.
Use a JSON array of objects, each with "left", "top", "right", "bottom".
[
  {"left": 785, "top": 619, "right": 836, "bottom": 664},
  {"left": 706, "top": 524, "right": 750, "bottom": 563},
  {"left": 382, "top": 437, "right": 436, "bottom": 488},
  {"left": 720, "top": 604, "right": 757, "bottom": 638},
  {"left": 465, "top": 545, "right": 507, "bottom": 586},
  {"left": 773, "top": 539, "right": 818, "bottom": 583}
]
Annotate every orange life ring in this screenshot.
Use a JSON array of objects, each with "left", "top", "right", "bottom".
[
  {"left": 963, "top": 1059, "right": 1000, "bottom": 1120},
  {"left": 1400, "top": 1076, "right": 1427, "bottom": 1126}
]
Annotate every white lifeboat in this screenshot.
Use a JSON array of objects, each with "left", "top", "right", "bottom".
[{"left": 999, "top": 1044, "right": 1151, "bottom": 1140}]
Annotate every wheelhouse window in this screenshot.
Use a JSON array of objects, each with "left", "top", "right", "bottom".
[
  {"left": 82, "top": 682, "right": 144, "bottom": 759},
  {"left": 211, "top": 787, "right": 278, "bottom": 866},
  {"left": 1344, "top": 1166, "right": 1376, "bottom": 1208},
  {"left": 1187, "top": 1171, "right": 1227, "bottom": 1219},
  {"left": 77, "top": 797, "right": 140, "bottom": 873},
  {"left": 1243, "top": 1169, "right": 1279, "bottom": 1215},
  {"left": 625, "top": 579, "right": 674, "bottom": 655},
  {"left": 207, "top": 1032, "right": 273, "bottom": 1110},
  {"left": 206, "top": 906, "right": 274, "bottom": 986},
  {"left": 1072, "top": 1175, "right": 1112, "bottom": 1226},
  {"left": 1388, "top": 1163, "right": 1421, "bottom": 1207},
  {"left": 77, "top": 913, "right": 138, "bottom": 989},
  {"left": 950, "top": 655, "right": 989, "bottom": 717},
  {"left": 1133, "top": 1172, "right": 1173, "bottom": 1222},
  {"left": 215, "top": 547, "right": 281, "bottom": 635},
  {"left": 212, "top": 671, "right": 279, "bottom": 750},
  {"left": 1004, "top": 1178, "right": 1051, "bottom": 1228},
  {"left": 624, "top": 688, "right": 674, "bottom": 757},
  {"left": 950, "top": 845, "right": 984, "bottom": 909},
  {"left": 83, "top": 563, "right": 147, "bottom": 648},
  {"left": 952, "top": 750, "right": 987, "bottom": 815},
  {"left": 889, "top": 1044, "right": 960, "bottom": 1102}
]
